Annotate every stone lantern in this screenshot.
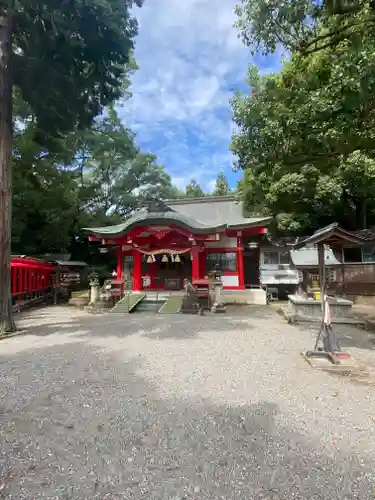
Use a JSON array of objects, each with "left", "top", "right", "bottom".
[
  {"left": 208, "top": 266, "right": 226, "bottom": 313},
  {"left": 88, "top": 271, "right": 100, "bottom": 305}
]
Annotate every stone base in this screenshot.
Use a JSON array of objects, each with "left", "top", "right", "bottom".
[
  {"left": 180, "top": 296, "right": 201, "bottom": 315},
  {"left": 221, "top": 289, "right": 267, "bottom": 306},
  {"left": 68, "top": 297, "right": 89, "bottom": 308},
  {"left": 85, "top": 301, "right": 113, "bottom": 313},
  {"left": 288, "top": 294, "right": 353, "bottom": 322},
  {"left": 211, "top": 303, "right": 226, "bottom": 313},
  {"left": 301, "top": 351, "right": 359, "bottom": 372}
]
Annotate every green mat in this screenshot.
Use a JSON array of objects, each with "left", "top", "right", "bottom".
[
  {"left": 158, "top": 295, "right": 183, "bottom": 314},
  {"left": 110, "top": 293, "right": 145, "bottom": 313}
]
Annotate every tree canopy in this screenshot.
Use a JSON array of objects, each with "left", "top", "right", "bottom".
[
  {"left": 12, "top": 105, "right": 179, "bottom": 256},
  {"left": 185, "top": 179, "right": 205, "bottom": 198},
  {"left": 12, "top": 0, "right": 140, "bottom": 139},
  {"left": 212, "top": 171, "right": 231, "bottom": 196},
  {"left": 0, "top": 0, "right": 147, "bottom": 332},
  {"left": 232, "top": 0, "right": 375, "bottom": 234},
  {"left": 235, "top": 0, "right": 375, "bottom": 56}
]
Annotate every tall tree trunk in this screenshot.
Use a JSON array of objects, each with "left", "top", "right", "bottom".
[{"left": 0, "top": 7, "right": 15, "bottom": 333}]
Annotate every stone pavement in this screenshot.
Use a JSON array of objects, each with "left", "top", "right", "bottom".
[{"left": 0, "top": 305, "right": 375, "bottom": 499}]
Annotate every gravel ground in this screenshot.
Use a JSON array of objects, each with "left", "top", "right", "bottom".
[{"left": 0, "top": 305, "right": 375, "bottom": 499}]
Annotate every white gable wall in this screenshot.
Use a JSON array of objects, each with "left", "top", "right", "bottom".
[{"left": 205, "top": 235, "right": 237, "bottom": 249}]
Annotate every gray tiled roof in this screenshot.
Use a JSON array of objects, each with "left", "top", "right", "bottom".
[
  {"left": 84, "top": 196, "right": 272, "bottom": 237},
  {"left": 165, "top": 196, "right": 272, "bottom": 228},
  {"left": 293, "top": 223, "right": 367, "bottom": 249}
]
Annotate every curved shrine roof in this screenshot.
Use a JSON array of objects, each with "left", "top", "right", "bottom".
[{"left": 84, "top": 196, "right": 272, "bottom": 237}]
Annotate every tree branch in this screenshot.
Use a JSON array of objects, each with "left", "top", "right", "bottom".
[{"left": 299, "top": 16, "right": 375, "bottom": 54}]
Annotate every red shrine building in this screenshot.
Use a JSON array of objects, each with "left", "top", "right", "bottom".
[{"left": 85, "top": 196, "right": 272, "bottom": 298}]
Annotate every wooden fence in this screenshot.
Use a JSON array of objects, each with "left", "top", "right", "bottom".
[{"left": 11, "top": 257, "right": 57, "bottom": 311}]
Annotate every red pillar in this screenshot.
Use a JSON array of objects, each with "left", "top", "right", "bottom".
[
  {"left": 11, "top": 267, "right": 16, "bottom": 296},
  {"left": 116, "top": 246, "right": 123, "bottom": 280},
  {"left": 133, "top": 250, "right": 142, "bottom": 291},
  {"left": 18, "top": 267, "right": 23, "bottom": 294},
  {"left": 199, "top": 251, "right": 206, "bottom": 279},
  {"left": 18, "top": 268, "right": 23, "bottom": 307},
  {"left": 191, "top": 246, "right": 200, "bottom": 281},
  {"left": 237, "top": 235, "right": 245, "bottom": 289}
]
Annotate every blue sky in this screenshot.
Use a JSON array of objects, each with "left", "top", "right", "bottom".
[{"left": 118, "top": 0, "right": 282, "bottom": 193}]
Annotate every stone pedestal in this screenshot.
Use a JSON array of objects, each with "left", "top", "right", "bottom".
[
  {"left": 210, "top": 280, "right": 226, "bottom": 313},
  {"left": 288, "top": 294, "right": 353, "bottom": 322},
  {"left": 89, "top": 285, "right": 100, "bottom": 305},
  {"left": 181, "top": 295, "right": 201, "bottom": 314}
]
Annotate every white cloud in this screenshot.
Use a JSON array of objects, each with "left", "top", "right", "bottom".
[{"left": 118, "top": 0, "right": 280, "bottom": 191}]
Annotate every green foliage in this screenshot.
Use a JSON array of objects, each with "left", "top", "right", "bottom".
[
  {"left": 232, "top": 1, "right": 375, "bottom": 233},
  {"left": 12, "top": 106, "right": 78, "bottom": 255},
  {"left": 12, "top": 0, "right": 140, "bottom": 140},
  {"left": 70, "top": 107, "right": 175, "bottom": 225},
  {"left": 12, "top": 105, "right": 179, "bottom": 256},
  {"left": 235, "top": 0, "right": 374, "bottom": 56},
  {"left": 212, "top": 171, "right": 231, "bottom": 196},
  {"left": 166, "top": 185, "right": 187, "bottom": 199},
  {"left": 185, "top": 179, "right": 205, "bottom": 198}
]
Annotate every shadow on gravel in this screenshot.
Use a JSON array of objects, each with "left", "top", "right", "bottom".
[
  {"left": 297, "top": 321, "right": 375, "bottom": 352},
  {"left": 142, "top": 316, "right": 255, "bottom": 340},
  {"left": 0, "top": 342, "right": 372, "bottom": 499},
  {"left": 11, "top": 305, "right": 273, "bottom": 341}
]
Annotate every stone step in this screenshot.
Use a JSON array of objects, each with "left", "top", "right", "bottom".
[
  {"left": 145, "top": 292, "right": 171, "bottom": 301},
  {"left": 68, "top": 297, "right": 89, "bottom": 308},
  {"left": 71, "top": 290, "right": 89, "bottom": 299}
]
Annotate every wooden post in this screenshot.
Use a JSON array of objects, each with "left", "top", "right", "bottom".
[
  {"left": 149, "top": 259, "right": 156, "bottom": 289},
  {"left": 237, "top": 235, "right": 245, "bottom": 289},
  {"left": 191, "top": 246, "right": 200, "bottom": 281},
  {"left": 54, "top": 266, "right": 60, "bottom": 305},
  {"left": 18, "top": 266, "right": 22, "bottom": 308},
  {"left": 318, "top": 243, "right": 325, "bottom": 313},
  {"left": 341, "top": 247, "right": 345, "bottom": 296},
  {"left": 116, "top": 245, "right": 123, "bottom": 281},
  {"left": 116, "top": 246, "right": 123, "bottom": 295},
  {"left": 133, "top": 250, "right": 142, "bottom": 291}
]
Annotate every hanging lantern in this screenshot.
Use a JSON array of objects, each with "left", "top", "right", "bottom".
[
  {"left": 174, "top": 254, "right": 181, "bottom": 263},
  {"left": 170, "top": 254, "right": 174, "bottom": 263},
  {"left": 146, "top": 255, "right": 153, "bottom": 264},
  {"left": 161, "top": 254, "right": 168, "bottom": 263}
]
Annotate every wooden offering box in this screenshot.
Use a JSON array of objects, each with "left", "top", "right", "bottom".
[{"left": 192, "top": 279, "right": 210, "bottom": 297}]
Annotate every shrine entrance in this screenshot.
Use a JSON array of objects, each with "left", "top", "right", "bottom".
[
  {"left": 141, "top": 252, "right": 192, "bottom": 290},
  {"left": 86, "top": 196, "right": 272, "bottom": 296}
]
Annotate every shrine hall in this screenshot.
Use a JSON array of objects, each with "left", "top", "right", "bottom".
[{"left": 84, "top": 196, "right": 272, "bottom": 299}]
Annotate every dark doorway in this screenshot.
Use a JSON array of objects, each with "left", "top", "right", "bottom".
[
  {"left": 142, "top": 254, "right": 192, "bottom": 290},
  {"left": 243, "top": 249, "right": 260, "bottom": 286},
  {"left": 157, "top": 254, "right": 191, "bottom": 285}
]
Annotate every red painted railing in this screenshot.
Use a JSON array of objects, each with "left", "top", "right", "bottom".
[{"left": 10, "top": 257, "right": 57, "bottom": 311}]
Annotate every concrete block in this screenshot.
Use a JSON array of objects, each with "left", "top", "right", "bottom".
[{"left": 221, "top": 289, "right": 267, "bottom": 306}]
